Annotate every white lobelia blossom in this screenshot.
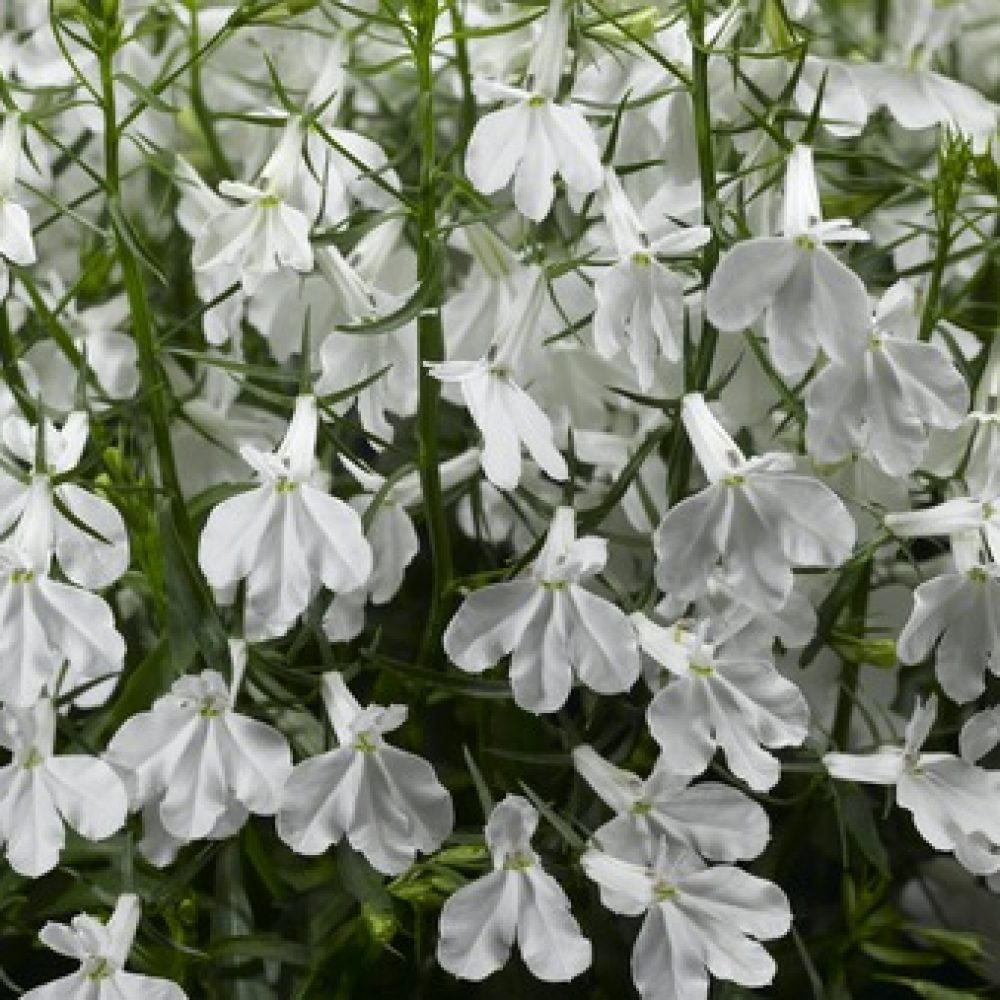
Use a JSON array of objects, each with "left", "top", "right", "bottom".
[
  {"left": 653, "top": 394, "right": 856, "bottom": 613},
  {"left": 885, "top": 504, "right": 1000, "bottom": 703},
  {"left": 198, "top": 394, "right": 372, "bottom": 641},
  {"left": 23, "top": 893, "right": 187, "bottom": 1000},
  {"left": 706, "top": 144, "right": 872, "bottom": 378},
  {"left": 0, "top": 534, "right": 125, "bottom": 708},
  {"left": 592, "top": 168, "right": 711, "bottom": 390},
  {"left": 191, "top": 118, "right": 314, "bottom": 295},
  {"left": 0, "top": 112, "right": 36, "bottom": 299},
  {"left": 436, "top": 794, "right": 591, "bottom": 982},
  {"left": 846, "top": 0, "right": 998, "bottom": 150},
  {"left": 104, "top": 652, "right": 293, "bottom": 864},
  {"left": 824, "top": 695, "right": 1000, "bottom": 877},
  {"left": 0, "top": 697, "right": 127, "bottom": 877},
  {"left": 20, "top": 276, "right": 139, "bottom": 410},
  {"left": 428, "top": 269, "right": 568, "bottom": 491},
  {"left": 572, "top": 744, "right": 770, "bottom": 863},
  {"left": 805, "top": 280, "right": 969, "bottom": 476},
  {"left": 464, "top": 1, "right": 602, "bottom": 221},
  {"left": 276, "top": 671, "right": 453, "bottom": 874},
  {"left": 322, "top": 450, "right": 479, "bottom": 642},
  {"left": 0, "top": 411, "right": 129, "bottom": 590},
  {"left": 633, "top": 613, "right": 810, "bottom": 792},
  {"left": 582, "top": 839, "right": 792, "bottom": 1000},
  {"left": 443, "top": 506, "right": 641, "bottom": 714}
]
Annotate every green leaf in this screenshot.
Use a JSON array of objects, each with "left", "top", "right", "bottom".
[
  {"left": 838, "top": 783, "right": 890, "bottom": 877},
  {"left": 874, "top": 975, "right": 987, "bottom": 999}
]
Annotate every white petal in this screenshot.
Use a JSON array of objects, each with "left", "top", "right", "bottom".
[
  {"left": 276, "top": 749, "right": 355, "bottom": 855},
  {"left": 443, "top": 580, "right": 543, "bottom": 673},
  {"left": 823, "top": 748, "right": 905, "bottom": 785},
  {"left": 43, "top": 755, "right": 127, "bottom": 841},
  {"left": 465, "top": 105, "right": 530, "bottom": 195},
  {"left": 517, "top": 867, "right": 592, "bottom": 981},
  {"left": 565, "top": 585, "right": 640, "bottom": 694},
  {"left": 705, "top": 239, "right": 799, "bottom": 333},
  {"left": 436, "top": 871, "right": 520, "bottom": 980},
  {"left": 218, "top": 714, "right": 292, "bottom": 816},
  {"left": 54, "top": 484, "right": 129, "bottom": 589}
]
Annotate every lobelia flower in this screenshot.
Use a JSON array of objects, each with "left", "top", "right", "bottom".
[
  {"left": 885, "top": 503, "right": 1000, "bottom": 703},
  {"left": 322, "top": 450, "right": 479, "bottom": 642},
  {"left": 0, "top": 537, "right": 125, "bottom": 708},
  {"left": 20, "top": 275, "right": 139, "bottom": 410},
  {"left": 633, "top": 613, "right": 810, "bottom": 792},
  {"left": 0, "top": 112, "right": 36, "bottom": 299},
  {"left": 444, "top": 506, "right": 641, "bottom": 713},
  {"left": 653, "top": 393, "right": 856, "bottom": 612},
  {"left": 23, "top": 893, "right": 186, "bottom": 1000},
  {"left": 191, "top": 118, "right": 314, "bottom": 295},
  {"left": 705, "top": 144, "right": 871, "bottom": 378},
  {"left": 436, "top": 794, "right": 591, "bottom": 982},
  {"left": 464, "top": 1, "right": 602, "bottom": 221},
  {"left": 582, "top": 838, "right": 792, "bottom": 1000},
  {"left": 846, "top": 0, "right": 998, "bottom": 150},
  {"left": 591, "top": 168, "right": 711, "bottom": 390},
  {"left": 0, "top": 411, "right": 129, "bottom": 590},
  {"left": 824, "top": 695, "right": 1000, "bottom": 877},
  {"left": 0, "top": 697, "right": 127, "bottom": 877},
  {"left": 276, "top": 671, "right": 453, "bottom": 875},
  {"left": 198, "top": 394, "right": 373, "bottom": 641},
  {"left": 805, "top": 280, "right": 969, "bottom": 476},
  {"left": 104, "top": 649, "right": 293, "bottom": 865},
  {"left": 572, "top": 744, "right": 770, "bottom": 863},
  {"left": 428, "top": 269, "right": 568, "bottom": 490}
]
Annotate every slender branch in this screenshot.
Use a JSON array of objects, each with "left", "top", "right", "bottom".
[{"left": 412, "top": 0, "right": 454, "bottom": 665}]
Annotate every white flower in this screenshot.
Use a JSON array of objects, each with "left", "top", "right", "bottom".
[
  {"left": 0, "top": 698, "right": 127, "bottom": 877},
  {"left": 192, "top": 119, "right": 314, "bottom": 295},
  {"left": 322, "top": 451, "right": 479, "bottom": 642},
  {"left": 846, "top": 0, "right": 998, "bottom": 150},
  {"left": 444, "top": 507, "right": 641, "bottom": 713},
  {"left": 465, "top": 78, "right": 602, "bottom": 222},
  {"left": 825, "top": 695, "right": 1000, "bottom": 877},
  {"left": 572, "top": 744, "right": 770, "bottom": 862},
  {"left": 582, "top": 839, "right": 791, "bottom": 1000},
  {"left": 634, "top": 614, "right": 810, "bottom": 792},
  {"left": 886, "top": 503, "right": 1000, "bottom": 702},
  {"left": 592, "top": 168, "right": 710, "bottom": 390},
  {"left": 436, "top": 794, "right": 591, "bottom": 982},
  {"left": 198, "top": 394, "right": 373, "bottom": 641},
  {"left": 24, "top": 894, "right": 186, "bottom": 1000},
  {"left": 706, "top": 144, "right": 871, "bottom": 377},
  {"left": 428, "top": 270, "right": 567, "bottom": 490},
  {"left": 276, "top": 671, "right": 453, "bottom": 874},
  {"left": 805, "top": 281, "right": 969, "bottom": 475},
  {"left": 0, "top": 113, "right": 36, "bottom": 299},
  {"left": 0, "top": 411, "right": 129, "bottom": 590},
  {"left": 20, "top": 275, "right": 139, "bottom": 409},
  {"left": 0, "top": 541, "right": 125, "bottom": 708},
  {"left": 653, "top": 394, "right": 856, "bottom": 612},
  {"left": 105, "top": 657, "right": 292, "bottom": 859}
]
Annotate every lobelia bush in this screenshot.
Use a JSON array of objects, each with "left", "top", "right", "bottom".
[{"left": 1, "top": 0, "right": 1000, "bottom": 997}]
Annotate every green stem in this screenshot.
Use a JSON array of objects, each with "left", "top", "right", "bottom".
[
  {"left": 831, "top": 559, "right": 873, "bottom": 750},
  {"left": 186, "top": 0, "right": 232, "bottom": 180},
  {"left": 412, "top": 3, "right": 453, "bottom": 665},
  {"left": 669, "top": 0, "right": 722, "bottom": 506},
  {"left": 98, "top": 11, "right": 194, "bottom": 550}
]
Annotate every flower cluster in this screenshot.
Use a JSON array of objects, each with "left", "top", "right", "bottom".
[{"left": 2, "top": 0, "right": 1000, "bottom": 997}]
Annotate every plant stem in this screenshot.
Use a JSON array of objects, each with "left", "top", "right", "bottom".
[
  {"left": 831, "top": 558, "right": 873, "bottom": 750},
  {"left": 670, "top": 0, "right": 721, "bottom": 505},
  {"left": 98, "top": 11, "right": 194, "bottom": 550},
  {"left": 412, "top": 1, "right": 453, "bottom": 665}
]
